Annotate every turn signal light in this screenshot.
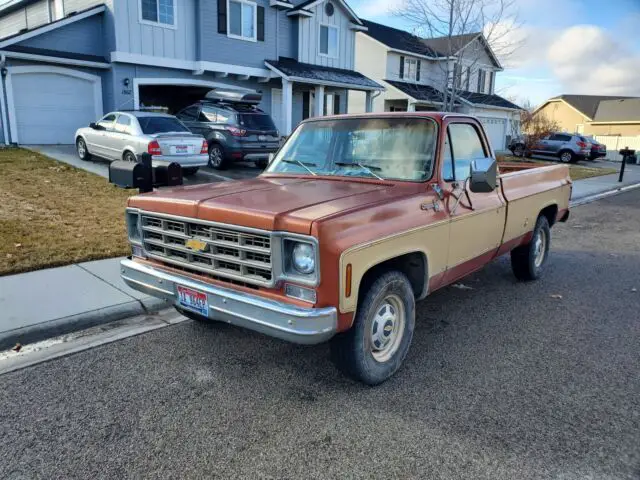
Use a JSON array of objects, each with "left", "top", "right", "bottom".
[
  {"left": 345, "top": 263, "right": 352, "bottom": 298},
  {"left": 200, "top": 140, "right": 208, "bottom": 154},
  {"left": 148, "top": 140, "right": 162, "bottom": 155}
]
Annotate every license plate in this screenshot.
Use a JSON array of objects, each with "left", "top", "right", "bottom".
[
  {"left": 177, "top": 285, "right": 208, "bottom": 317},
  {"left": 258, "top": 135, "right": 267, "bottom": 141},
  {"left": 174, "top": 145, "right": 189, "bottom": 154}
]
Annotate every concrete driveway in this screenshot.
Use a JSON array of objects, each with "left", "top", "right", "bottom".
[{"left": 25, "top": 145, "right": 110, "bottom": 178}]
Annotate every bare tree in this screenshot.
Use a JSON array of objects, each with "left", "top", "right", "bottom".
[
  {"left": 395, "top": 0, "right": 521, "bottom": 112},
  {"left": 520, "top": 101, "right": 560, "bottom": 151}
]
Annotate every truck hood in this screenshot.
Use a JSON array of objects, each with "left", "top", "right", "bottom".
[{"left": 128, "top": 176, "right": 414, "bottom": 234}]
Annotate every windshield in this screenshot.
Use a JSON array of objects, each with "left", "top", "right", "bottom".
[
  {"left": 138, "top": 116, "right": 190, "bottom": 134},
  {"left": 238, "top": 113, "right": 277, "bottom": 131},
  {"left": 266, "top": 117, "right": 437, "bottom": 181}
]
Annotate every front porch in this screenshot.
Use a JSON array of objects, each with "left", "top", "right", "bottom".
[{"left": 265, "top": 57, "right": 384, "bottom": 135}]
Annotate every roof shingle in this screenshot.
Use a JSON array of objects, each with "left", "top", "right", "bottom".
[
  {"left": 593, "top": 98, "right": 640, "bottom": 122},
  {"left": 362, "top": 20, "right": 441, "bottom": 57},
  {"left": 552, "top": 94, "right": 636, "bottom": 119}
]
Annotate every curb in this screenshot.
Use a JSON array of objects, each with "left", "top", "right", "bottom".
[
  {"left": 0, "top": 297, "right": 169, "bottom": 351},
  {"left": 570, "top": 182, "right": 640, "bottom": 207}
]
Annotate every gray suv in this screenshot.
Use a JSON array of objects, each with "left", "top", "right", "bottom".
[
  {"left": 176, "top": 91, "right": 280, "bottom": 170},
  {"left": 510, "top": 133, "right": 591, "bottom": 163}
]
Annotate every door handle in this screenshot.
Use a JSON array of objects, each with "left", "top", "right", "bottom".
[{"left": 421, "top": 200, "right": 441, "bottom": 212}]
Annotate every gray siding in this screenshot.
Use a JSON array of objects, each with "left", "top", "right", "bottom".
[
  {"left": 114, "top": 0, "right": 197, "bottom": 60},
  {"left": 18, "top": 14, "right": 105, "bottom": 57},
  {"left": 25, "top": 0, "right": 49, "bottom": 29},
  {"left": 297, "top": 0, "right": 355, "bottom": 69},
  {"left": 199, "top": 0, "right": 283, "bottom": 68}
]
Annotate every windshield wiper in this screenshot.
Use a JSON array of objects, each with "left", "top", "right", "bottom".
[
  {"left": 281, "top": 159, "right": 318, "bottom": 176},
  {"left": 334, "top": 162, "right": 383, "bottom": 180}
]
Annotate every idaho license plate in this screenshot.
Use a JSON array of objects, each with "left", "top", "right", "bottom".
[
  {"left": 174, "top": 145, "right": 189, "bottom": 154},
  {"left": 177, "top": 285, "right": 208, "bottom": 316}
]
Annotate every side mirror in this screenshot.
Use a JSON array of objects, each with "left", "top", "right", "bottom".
[
  {"left": 469, "top": 157, "right": 497, "bottom": 193},
  {"left": 89, "top": 122, "right": 98, "bottom": 129}
]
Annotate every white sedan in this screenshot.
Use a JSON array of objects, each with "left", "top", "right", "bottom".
[{"left": 75, "top": 111, "right": 209, "bottom": 175}]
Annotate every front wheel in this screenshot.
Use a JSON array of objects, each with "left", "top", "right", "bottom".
[
  {"left": 511, "top": 215, "right": 550, "bottom": 281},
  {"left": 76, "top": 138, "right": 90, "bottom": 161},
  {"left": 513, "top": 144, "right": 525, "bottom": 157},
  {"left": 330, "top": 271, "right": 415, "bottom": 385},
  {"left": 559, "top": 150, "right": 575, "bottom": 163}
]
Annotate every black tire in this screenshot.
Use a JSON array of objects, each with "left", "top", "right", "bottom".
[
  {"left": 255, "top": 159, "right": 269, "bottom": 169},
  {"left": 183, "top": 167, "right": 199, "bottom": 176},
  {"left": 124, "top": 151, "right": 137, "bottom": 163},
  {"left": 513, "top": 144, "right": 525, "bottom": 157},
  {"left": 558, "top": 150, "right": 575, "bottom": 163},
  {"left": 511, "top": 215, "right": 551, "bottom": 281},
  {"left": 76, "top": 137, "right": 91, "bottom": 161},
  {"left": 330, "top": 271, "right": 415, "bottom": 386},
  {"left": 208, "top": 143, "right": 229, "bottom": 170}
]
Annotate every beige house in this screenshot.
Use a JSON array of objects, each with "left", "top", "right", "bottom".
[
  {"left": 348, "top": 20, "right": 521, "bottom": 151},
  {"left": 534, "top": 95, "right": 640, "bottom": 136}
]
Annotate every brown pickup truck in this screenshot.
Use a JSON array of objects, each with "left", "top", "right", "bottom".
[{"left": 121, "top": 113, "right": 571, "bottom": 385}]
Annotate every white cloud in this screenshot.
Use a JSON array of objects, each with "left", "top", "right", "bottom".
[{"left": 353, "top": 0, "right": 404, "bottom": 18}]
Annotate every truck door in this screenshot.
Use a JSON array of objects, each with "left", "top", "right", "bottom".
[{"left": 441, "top": 120, "right": 507, "bottom": 284}]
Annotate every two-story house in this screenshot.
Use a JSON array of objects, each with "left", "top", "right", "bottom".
[
  {"left": 349, "top": 20, "right": 521, "bottom": 150},
  {"left": 0, "top": 0, "right": 382, "bottom": 145}
]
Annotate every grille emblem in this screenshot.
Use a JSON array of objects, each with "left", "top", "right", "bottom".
[{"left": 185, "top": 238, "right": 208, "bottom": 252}]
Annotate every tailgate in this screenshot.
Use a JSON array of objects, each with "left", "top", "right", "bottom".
[{"left": 500, "top": 164, "right": 572, "bottom": 242}]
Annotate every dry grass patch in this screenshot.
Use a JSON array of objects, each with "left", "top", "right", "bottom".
[
  {"left": 0, "top": 148, "right": 133, "bottom": 276},
  {"left": 497, "top": 155, "right": 618, "bottom": 181}
]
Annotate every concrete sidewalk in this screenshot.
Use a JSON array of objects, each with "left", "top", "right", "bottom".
[
  {"left": 0, "top": 258, "right": 168, "bottom": 350},
  {"left": 1, "top": 168, "right": 640, "bottom": 350}
]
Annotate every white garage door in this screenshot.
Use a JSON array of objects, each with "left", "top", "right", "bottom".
[
  {"left": 478, "top": 117, "right": 507, "bottom": 152},
  {"left": 9, "top": 67, "right": 102, "bottom": 145}
]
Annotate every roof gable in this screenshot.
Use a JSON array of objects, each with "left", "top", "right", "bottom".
[{"left": 289, "top": 0, "right": 363, "bottom": 24}]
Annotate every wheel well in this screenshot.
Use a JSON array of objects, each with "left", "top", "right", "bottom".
[
  {"left": 357, "top": 252, "right": 427, "bottom": 303},
  {"left": 540, "top": 204, "right": 558, "bottom": 227}
]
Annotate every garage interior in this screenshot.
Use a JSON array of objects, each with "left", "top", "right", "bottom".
[{"left": 138, "top": 85, "right": 217, "bottom": 114}]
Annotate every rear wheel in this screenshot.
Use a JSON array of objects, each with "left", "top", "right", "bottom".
[
  {"left": 513, "top": 144, "right": 525, "bottom": 157},
  {"left": 208, "top": 144, "right": 228, "bottom": 170},
  {"left": 183, "top": 167, "right": 199, "bottom": 176},
  {"left": 124, "top": 151, "right": 137, "bottom": 163},
  {"left": 76, "top": 137, "right": 90, "bottom": 161},
  {"left": 330, "top": 271, "right": 415, "bottom": 385},
  {"left": 559, "top": 150, "right": 575, "bottom": 163},
  {"left": 511, "top": 215, "right": 551, "bottom": 281}
]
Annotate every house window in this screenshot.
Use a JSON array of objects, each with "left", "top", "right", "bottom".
[
  {"left": 404, "top": 58, "right": 418, "bottom": 81},
  {"left": 228, "top": 0, "right": 257, "bottom": 41},
  {"left": 140, "top": 0, "right": 175, "bottom": 27},
  {"left": 319, "top": 24, "right": 338, "bottom": 57},
  {"left": 477, "top": 69, "right": 486, "bottom": 93}
]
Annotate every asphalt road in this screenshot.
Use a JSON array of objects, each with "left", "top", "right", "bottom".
[{"left": 1, "top": 191, "right": 640, "bottom": 479}]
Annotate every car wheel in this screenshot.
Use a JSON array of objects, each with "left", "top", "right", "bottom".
[
  {"left": 255, "top": 159, "right": 268, "bottom": 169},
  {"left": 330, "top": 271, "right": 415, "bottom": 385},
  {"left": 183, "top": 167, "right": 199, "bottom": 176},
  {"left": 559, "top": 150, "right": 575, "bottom": 163},
  {"left": 511, "top": 215, "right": 551, "bottom": 281},
  {"left": 124, "top": 151, "right": 137, "bottom": 163},
  {"left": 208, "top": 144, "right": 228, "bottom": 170},
  {"left": 76, "top": 138, "right": 91, "bottom": 161},
  {"left": 513, "top": 144, "right": 525, "bottom": 157}
]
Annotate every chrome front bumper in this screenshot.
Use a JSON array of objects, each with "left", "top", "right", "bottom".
[{"left": 120, "top": 258, "right": 337, "bottom": 344}]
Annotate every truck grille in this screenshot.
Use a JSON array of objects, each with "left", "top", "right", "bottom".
[{"left": 140, "top": 214, "right": 273, "bottom": 286}]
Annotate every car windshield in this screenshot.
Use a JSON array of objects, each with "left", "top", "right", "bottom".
[
  {"left": 266, "top": 117, "right": 438, "bottom": 182},
  {"left": 238, "top": 113, "right": 277, "bottom": 131},
  {"left": 138, "top": 116, "right": 190, "bottom": 134}
]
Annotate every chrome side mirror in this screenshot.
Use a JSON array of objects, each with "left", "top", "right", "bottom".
[{"left": 469, "top": 157, "right": 497, "bottom": 193}]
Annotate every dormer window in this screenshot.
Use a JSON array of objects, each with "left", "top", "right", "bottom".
[{"left": 319, "top": 24, "right": 338, "bottom": 58}]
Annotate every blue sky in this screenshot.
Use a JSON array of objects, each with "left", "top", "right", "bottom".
[{"left": 348, "top": 0, "right": 640, "bottom": 106}]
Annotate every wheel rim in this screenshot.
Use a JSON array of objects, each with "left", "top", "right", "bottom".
[
  {"left": 514, "top": 145, "right": 524, "bottom": 157},
  {"left": 370, "top": 294, "right": 405, "bottom": 363},
  {"left": 77, "top": 140, "right": 86, "bottom": 158},
  {"left": 209, "top": 147, "right": 222, "bottom": 167},
  {"left": 533, "top": 227, "right": 547, "bottom": 268},
  {"left": 561, "top": 152, "right": 572, "bottom": 162},
  {"left": 126, "top": 153, "right": 136, "bottom": 162}
]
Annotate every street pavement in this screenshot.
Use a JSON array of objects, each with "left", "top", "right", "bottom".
[{"left": 1, "top": 189, "right": 639, "bottom": 479}]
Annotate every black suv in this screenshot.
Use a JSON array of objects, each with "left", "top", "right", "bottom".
[{"left": 176, "top": 92, "right": 280, "bottom": 170}]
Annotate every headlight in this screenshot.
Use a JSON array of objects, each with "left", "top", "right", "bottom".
[{"left": 292, "top": 242, "right": 315, "bottom": 274}]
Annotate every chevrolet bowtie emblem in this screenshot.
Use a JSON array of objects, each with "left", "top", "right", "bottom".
[{"left": 185, "top": 238, "right": 208, "bottom": 252}]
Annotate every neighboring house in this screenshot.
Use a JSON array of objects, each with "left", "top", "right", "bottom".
[
  {"left": 0, "top": 0, "right": 382, "bottom": 145},
  {"left": 534, "top": 95, "right": 640, "bottom": 136},
  {"left": 349, "top": 20, "right": 521, "bottom": 151}
]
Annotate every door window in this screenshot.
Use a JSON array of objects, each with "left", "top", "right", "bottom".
[
  {"left": 177, "top": 106, "right": 200, "bottom": 121},
  {"left": 550, "top": 134, "right": 571, "bottom": 142},
  {"left": 115, "top": 115, "right": 132, "bottom": 134},
  {"left": 97, "top": 114, "right": 117, "bottom": 130},
  {"left": 442, "top": 123, "right": 487, "bottom": 182}
]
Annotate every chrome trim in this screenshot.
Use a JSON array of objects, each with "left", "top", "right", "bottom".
[{"left": 120, "top": 258, "right": 337, "bottom": 345}]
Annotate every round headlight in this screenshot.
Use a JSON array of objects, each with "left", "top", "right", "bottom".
[{"left": 292, "top": 243, "right": 315, "bottom": 274}]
